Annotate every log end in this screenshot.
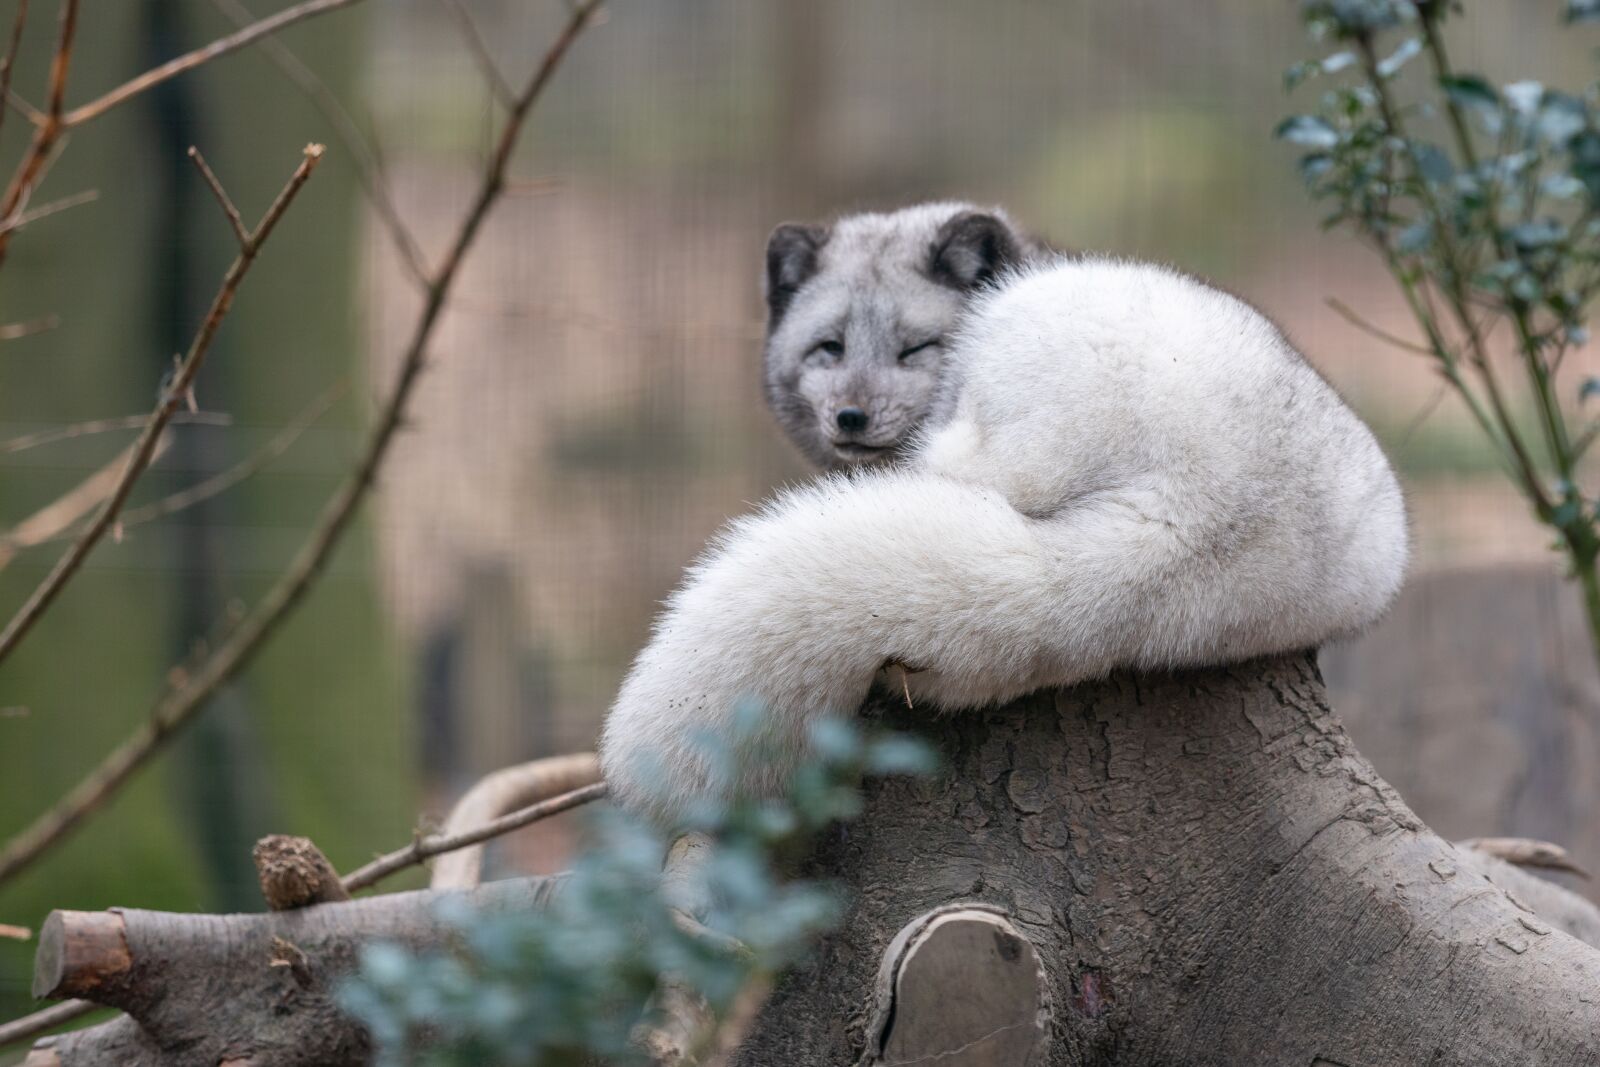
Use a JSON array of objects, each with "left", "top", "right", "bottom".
[
  {"left": 862, "top": 905, "right": 1048, "bottom": 1066},
  {"left": 22, "top": 1048, "right": 61, "bottom": 1067},
  {"left": 32, "top": 911, "right": 131, "bottom": 1002}
]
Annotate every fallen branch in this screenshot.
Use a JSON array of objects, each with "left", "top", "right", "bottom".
[
  {"left": 25, "top": 877, "right": 567, "bottom": 1066},
  {"left": 342, "top": 781, "right": 607, "bottom": 893},
  {"left": 0, "top": 0, "right": 606, "bottom": 890},
  {"left": 429, "top": 751, "right": 602, "bottom": 889},
  {"left": 0, "top": 1001, "right": 94, "bottom": 1052},
  {"left": 0, "top": 143, "right": 323, "bottom": 668}
]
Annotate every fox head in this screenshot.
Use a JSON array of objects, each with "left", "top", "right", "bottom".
[{"left": 760, "top": 203, "right": 1030, "bottom": 471}]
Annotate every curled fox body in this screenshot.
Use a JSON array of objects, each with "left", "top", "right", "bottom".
[{"left": 600, "top": 218, "right": 1408, "bottom": 826}]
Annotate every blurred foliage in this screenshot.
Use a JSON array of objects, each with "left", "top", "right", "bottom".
[
  {"left": 338, "top": 713, "right": 936, "bottom": 1067},
  {"left": 1278, "top": 0, "right": 1600, "bottom": 661}
]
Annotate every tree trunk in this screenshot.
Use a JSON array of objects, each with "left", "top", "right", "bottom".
[{"left": 734, "top": 651, "right": 1600, "bottom": 1066}]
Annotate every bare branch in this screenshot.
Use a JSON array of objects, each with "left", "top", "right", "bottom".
[
  {"left": 0, "top": 411, "right": 230, "bottom": 454},
  {"left": 1325, "top": 296, "right": 1435, "bottom": 357},
  {"left": 0, "top": 999, "right": 94, "bottom": 1051},
  {"left": 186, "top": 146, "right": 247, "bottom": 248},
  {"left": 341, "top": 782, "right": 608, "bottom": 893},
  {"left": 53, "top": 381, "right": 342, "bottom": 540},
  {"left": 0, "top": 1, "right": 605, "bottom": 887},
  {"left": 0, "top": 922, "right": 28, "bottom": 939},
  {"left": 0, "top": 436, "right": 175, "bottom": 572},
  {"left": 0, "top": 315, "right": 61, "bottom": 340},
  {"left": 0, "top": 0, "right": 32, "bottom": 148},
  {"left": 60, "top": 0, "right": 363, "bottom": 129},
  {"left": 430, "top": 751, "right": 602, "bottom": 889},
  {"left": 0, "top": 144, "right": 323, "bottom": 669},
  {"left": 436, "top": 0, "right": 515, "bottom": 108},
  {"left": 2, "top": 86, "right": 44, "bottom": 127},
  {"left": 208, "top": 0, "right": 432, "bottom": 287},
  {"left": 0, "top": 186, "right": 96, "bottom": 235},
  {"left": 0, "top": 0, "right": 79, "bottom": 269}
]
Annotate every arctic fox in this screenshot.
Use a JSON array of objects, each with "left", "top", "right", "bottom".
[
  {"left": 762, "top": 203, "right": 1049, "bottom": 470},
  {"left": 600, "top": 252, "right": 1409, "bottom": 826}
]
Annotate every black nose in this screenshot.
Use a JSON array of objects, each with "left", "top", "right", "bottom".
[{"left": 836, "top": 407, "right": 869, "bottom": 433}]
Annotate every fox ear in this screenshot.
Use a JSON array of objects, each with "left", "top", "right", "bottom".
[
  {"left": 765, "top": 223, "right": 829, "bottom": 324},
  {"left": 928, "top": 211, "right": 1020, "bottom": 290}
]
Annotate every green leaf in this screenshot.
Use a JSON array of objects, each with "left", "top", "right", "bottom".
[
  {"left": 1440, "top": 74, "right": 1500, "bottom": 116},
  {"left": 1298, "top": 152, "right": 1336, "bottom": 181},
  {"left": 1537, "top": 92, "right": 1588, "bottom": 145},
  {"left": 1275, "top": 114, "right": 1340, "bottom": 149},
  {"left": 1377, "top": 38, "right": 1422, "bottom": 78},
  {"left": 1582, "top": 378, "right": 1600, "bottom": 402},
  {"left": 1503, "top": 80, "right": 1544, "bottom": 116},
  {"left": 1396, "top": 220, "right": 1434, "bottom": 253},
  {"left": 1323, "top": 51, "right": 1358, "bottom": 74},
  {"left": 1413, "top": 142, "right": 1455, "bottom": 183},
  {"left": 1508, "top": 219, "right": 1566, "bottom": 249},
  {"left": 1285, "top": 61, "right": 1319, "bottom": 91}
]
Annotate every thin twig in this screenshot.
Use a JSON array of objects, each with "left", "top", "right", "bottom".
[
  {"left": 0, "top": 922, "right": 28, "bottom": 939},
  {"left": 0, "top": 411, "right": 230, "bottom": 454},
  {"left": 187, "top": 146, "right": 247, "bottom": 248},
  {"left": 0, "top": 999, "right": 95, "bottom": 1050},
  {"left": 0, "top": 314, "right": 60, "bottom": 340},
  {"left": 60, "top": 0, "right": 363, "bottom": 129},
  {"left": 0, "top": 0, "right": 31, "bottom": 150},
  {"left": 2, "top": 86, "right": 43, "bottom": 127},
  {"left": 0, "top": 145, "right": 323, "bottom": 669},
  {"left": 437, "top": 0, "right": 515, "bottom": 108},
  {"left": 0, "top": 0, "right": 79, "bottom": 269},
  {"left": 0, "top": 2, "right": 605, "bottom": 888},
  {"left": 1325, "top": 297, "right": 1434, "bottom": 357},
  {"left": 48, "top": 381, "right": 343, "bottom": 541},
  {"left": 208, "top": 0, "right": 431, "bottom": 287},
  {"left": 342, "top": 782, "right": 608, "bottom": 892},
  {"left": 0, "top": 185, "right": 96, "bottom": 234}
]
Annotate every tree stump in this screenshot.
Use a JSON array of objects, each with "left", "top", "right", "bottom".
[{"left": 733, "top": 651, "right": 1600, "bottom": 1066}]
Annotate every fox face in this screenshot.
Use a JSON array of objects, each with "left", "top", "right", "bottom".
[{"left": 761, "top": 203, "right": 1030, "bottom": 471}]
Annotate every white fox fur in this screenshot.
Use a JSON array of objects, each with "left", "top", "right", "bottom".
[{"left": 599, "top": 255, "right": 1409, "bottom": 825}]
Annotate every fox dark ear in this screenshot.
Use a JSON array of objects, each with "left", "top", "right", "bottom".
[
  {"left": 765, "top": 223, "right": 828, "bottom": 324},
  {"left": 928, "top": 211, "right": 1020, "bottom": 290}
]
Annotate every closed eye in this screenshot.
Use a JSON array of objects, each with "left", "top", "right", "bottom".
[
  {"left": 898, "top": 338, "right": 941, "bottom": 360},
  {"left": 812, "top": 339, "right": 844, "bottom": 358}
]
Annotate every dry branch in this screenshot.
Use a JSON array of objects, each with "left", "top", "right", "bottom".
[
  {"left": 0, "top": 436, "right": 172, "bottom": 570},
  {"left": 0, "top": 0, "right": 77, "bottom": 269},
  {"left": 429, "top": 751, "right": 602, "bottom": 889},
  {"left": 0, "top": 0, "right": 606, "bottom": 891},
  {"left": 0, "top": 144, "right": 322, "bottom": 668},
  {"left": 58, "top": 0, "right": 363, "bottom": 129},
  {"left": 342, "top": 781, "right": 607, "bottom": 892},
  {"left": 0, "top": 1001, "right": 94, "bottom": 1052},
  {"left": 209, "top": 0, "right": 431, "bottom": 287},
  {"left": 0, "top": 412, "right": 230, "bottom": 454},
  {"left": 25, "top": 878, "right": 567, "bottom": 1066},
  {"left": 0, "top": 0, "right": 30, "bottom": 151}
]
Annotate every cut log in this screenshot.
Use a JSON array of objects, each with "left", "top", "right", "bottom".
[
  {"left": 733, "top": 652, "right": 1600, "bottom": 1066},
  {"left": 27, "top": 877, "right": 564, "bottom": 1066}
]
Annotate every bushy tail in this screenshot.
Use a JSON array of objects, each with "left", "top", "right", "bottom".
[{"left": 598, "top": 470, "right": 1188, "bottom": 825}]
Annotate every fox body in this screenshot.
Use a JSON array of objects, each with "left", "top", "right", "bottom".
[{"left": 600, "top": 235, "right": 1408, "bottom": 826}]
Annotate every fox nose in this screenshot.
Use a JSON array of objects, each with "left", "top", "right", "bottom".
[{"left": 836, "top": 407, "right": 869, "bottom": 433}]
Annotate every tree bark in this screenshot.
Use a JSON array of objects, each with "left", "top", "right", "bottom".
[
  {"left": 24, "top": 877, "right": 564, "bottom": 1066},
  {"left": 734, "top": 651, "right": 1600, "bottom": 1066}
]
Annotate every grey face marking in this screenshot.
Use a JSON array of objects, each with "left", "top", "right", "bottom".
[{"left": 761, "top": 203, "right": 1028, "bottom": 472}]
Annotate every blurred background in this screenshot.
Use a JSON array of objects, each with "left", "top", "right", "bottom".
[{"left": 3, "top": 0, "right": 1598, "bottom": 1036}]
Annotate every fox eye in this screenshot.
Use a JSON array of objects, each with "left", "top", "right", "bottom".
[
  {"left": 813, "top": 340, "right": 844, "bottom": 358},
  {"left": 898, "top": 338, "right": 941, "bottom": 361}
]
